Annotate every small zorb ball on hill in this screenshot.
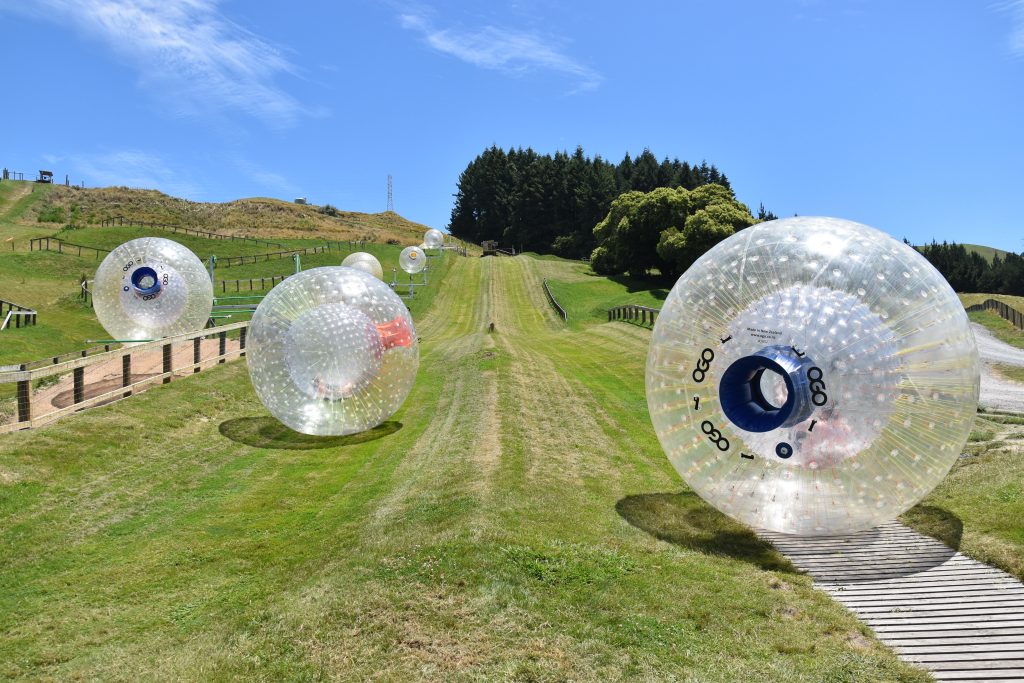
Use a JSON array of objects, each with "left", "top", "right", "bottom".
[
  {"left": 646, "top": 216, "right": 980, "bottom": 535},
  {"left": 246, "top": 266, "right": 418, "bottom": 436},
  {"left": 423, "top": 228, "right": 444, "bottom": 249},
  {"left": 399, "top": 246, "right": 426, "bottom": 274},
  {"left": 93, "top": 237, "right": 213, "bottom": 341},
  {"left": 341, "top": 251, "right": 384, "bottom": 280}
]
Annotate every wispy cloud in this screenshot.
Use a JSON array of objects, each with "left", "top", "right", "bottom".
[
  {"left": 6, "top": 0, "right": 314, "bottom": 125},
  {"left": 234, "top": 159, "right": 301, "bottom": 199},
  {"left": 398, "top": 8, "right": 602, "bottom": 93},
  {"left": 999, "top": 0, "right": 1024, "bottom": 56},
  {"left": 71, "top": 150, "right": 199, "bottom": 197}
]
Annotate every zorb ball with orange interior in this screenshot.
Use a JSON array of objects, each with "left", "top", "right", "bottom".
[
  {"left": 92, "top": 237, "right": 212, "bottom": 341},
  {"left": 399, "top": 246, "right": 426, "bottom": 274},
  {"left": 341, "top": 251, "right": 384, "bottom": 280},
  {"left": 246, "top": 266, "right": 418, "bottom": 436},
  {"left": 645, "top": 217, "right": 979, "bottom": 535}
]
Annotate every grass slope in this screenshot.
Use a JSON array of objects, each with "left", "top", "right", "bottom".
[
  {"left": 29, "top": 185, "right": 431, "bottom": 243},
  {"left": 0, "top": 254, "right": 928, "bottom": 681}
]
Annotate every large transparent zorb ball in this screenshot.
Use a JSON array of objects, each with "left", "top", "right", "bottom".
[
  {"left": 247, "top": 266, "right": 418, "bottom": 436},
  {"left": 93, "top": 237, "right": 213, "bottom": 341},
  {"left": 423, "top": 229, "right": 444, "bottom": 249},
  {"left": 399, "top": 246, "right": 426, "bottom": 274},
  {"left": 341, "top": 251, "right": 384, "bottom": 280},
  {"left": 646, "top": 217, "right": 979, "bottom": 535}
]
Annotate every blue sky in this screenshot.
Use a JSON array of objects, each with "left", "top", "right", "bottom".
[{"left": 1, "top": 1, "right": 1022, "bottom": 251}]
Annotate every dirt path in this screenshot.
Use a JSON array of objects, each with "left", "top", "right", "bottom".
[{"left": 973, "top": 323, "right": 1024, "bottom": 412}]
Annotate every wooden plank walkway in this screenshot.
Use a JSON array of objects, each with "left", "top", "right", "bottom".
[{"left": 760, "top": 521, "right": 1024, "bottom": 681}]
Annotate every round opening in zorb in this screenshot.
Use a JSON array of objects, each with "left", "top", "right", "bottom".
[
  {"left": 341, "top": 251, "right": 384, "bottom": 280},
  {"left": 93, "top": 237, "right": 213, "bottom": 341},
  {"left": 423, "top": 228, "right": 444, "bottom": 249},
  {"left": 399, "top": 246, "right": 426, "bottom": 274},
  {"left": 246, "top": 266, "right": 419, "bottom": 436},
  {"left": 646, "top": 217, "right": 979, "bottom": 535}
]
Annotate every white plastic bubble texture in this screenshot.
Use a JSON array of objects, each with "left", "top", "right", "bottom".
[
  {"left": 399, "top": 246, "right": 426, "bottom": 274},
  {"left": 341, "top": 251, "right": 384, "bottom": 280},
  {"left": 247, "top": 266, "right": 419, "bottom": 436},
  {"left": 93, "top": 237, "right": 213, "bottom": 341},
  {"left": 423, "top": 229, "right": 444, "bottom": 249},
  {"left": 646, "top": 217, "right": 980, "bottom": 535}
]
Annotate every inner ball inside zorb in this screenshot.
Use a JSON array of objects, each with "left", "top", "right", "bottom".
[
  {"left": 399, "top": 246, "right": 426, "bottom": 274},
  {"left": 247, "top": 266, "right": 419, "bottom": 436},
  {"left": 646, "top": 216, "right": 980, "bottom": 535},
  {"left": 92, "top": 237, "right": 213, "bottom": 341}
]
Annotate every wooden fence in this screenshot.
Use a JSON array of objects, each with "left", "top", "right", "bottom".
[
  {"left": 965, "top": 298, "right": 1024, "bottom": 329},
  {"left": 608, "top": 304, "right": 660, "bottom": 326},
  {"left": 0, "top": 298, "right": 37, "bottom": 329},
  {"left": 29, "top": 237, "right": 109, "bottom": 259},
  {"left": 100, "top": 216, "right": 283, "bottom": 248},
  {"left": 542, "top": 278, "right": 567, "bottom": 322},
  {"left": 0, "top": 321, "right": 248, "bottom": 433},
  {"left": 216, "top": 274, "right": 289, "bottom": 293}
]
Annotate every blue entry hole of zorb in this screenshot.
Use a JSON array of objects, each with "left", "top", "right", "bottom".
[{"left": 646, "top": 217, "right": 980, "bottom": 535}]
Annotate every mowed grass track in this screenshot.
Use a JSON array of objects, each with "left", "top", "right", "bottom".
[{"left": 0, "top": 256, "right": 926, "bottom": 681}]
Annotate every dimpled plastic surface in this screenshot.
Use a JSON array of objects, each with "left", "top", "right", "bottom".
[
  {"left": 247, "top": 266, "right": 418, "bottom": 435},
  {"left": 423, "top": 229, "right": 444, "bottom": 249},
  {"left": 646, "top": 217, "right": 980, "bottom": 535},
  {"left": 399, "top": 246, "right": 426, "bottom": 274},
  {"left": 341, "top": 251, "right": 384, "bottom": 280},
  {"left": 93, "top": 237, "right": 213, "bottom": 341}
]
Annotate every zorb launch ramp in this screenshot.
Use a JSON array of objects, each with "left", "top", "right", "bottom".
[{"left": 646, "top": 217, "right": 979, "bottom": 535}]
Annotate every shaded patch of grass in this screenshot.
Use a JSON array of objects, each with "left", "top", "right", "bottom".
[{"left": 968, "top": 309, "right": 1024, "bottom": 349}]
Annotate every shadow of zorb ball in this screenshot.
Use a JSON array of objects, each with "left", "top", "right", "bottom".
[
  {"left": 423, "top": 229, "right": 444, "bottom": 249},
  {"left": 246, "top": 266, "right": 418, "bottom": 436},
  {"left": 399, "top": 246, "right": 426, "bottom": 274},
  {"left": 93, "top": 237, "right": 213, "bottom": 341},
  {"left": 341, "top": 251, "right": 384, "bottom": 280},
  {"left": 646, "top": 217, "right": 979, "bottom": 535}
]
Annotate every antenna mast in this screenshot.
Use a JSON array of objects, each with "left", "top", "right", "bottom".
[{"left": 386, "top": 174, "right": 394, "bottom": 212}]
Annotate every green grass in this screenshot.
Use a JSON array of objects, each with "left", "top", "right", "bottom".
[
  {"left": 961, "top": 243, "right": 1011, "bottom": 263},
  {"left": 0, "top": 254, "right": 930, "bottom": 681},
  {"left": 959, "top": 292, "right": 1024, "bottom": 310},
  {"left": 54, "top": 225, "right": 279, "bottom": 259},
  {"left": 994, "top": 364, "right": 1024, "bottom": 383},
  {"left": 533, "top": 257, "right": 669, "bottom": 328},
  {"left": 0, "top": 181, "right": 53, "bottom": 222},
  {"left": 968, "top": 309, "right": 1024, "bottom": 349}
]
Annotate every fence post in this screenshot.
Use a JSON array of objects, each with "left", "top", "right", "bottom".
[
  {"left": 219, "top": 331, "right": 227, "bottom": 363},
  {"left": 121, "top": 356, "right": 132, "bottom": 397},
  {"left": 73, "top": 367, "right": 85, "bottom": 405},
  {"left": 162, "top": 343, "right": 172, "bottom": 384},
  {"left": 193, "top": 337, "right": 201, "bottom": 373},
  {"left": 240, "top": 327, "right": 247, "bottom": 356},
  {"left": 17, "top": 364, "right": 31, "bottom": 423}
]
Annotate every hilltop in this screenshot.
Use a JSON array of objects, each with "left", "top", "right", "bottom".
[{"left": 22, "top": 184, "right": 432, "bottom": 244}]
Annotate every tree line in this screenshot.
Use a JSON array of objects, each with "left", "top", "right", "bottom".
[
  {"left": 447, "top": 146, "right": 760, "bottom": 260},
  {"left": 916, "top": 241, "right": 1024, "bottom": 295}
]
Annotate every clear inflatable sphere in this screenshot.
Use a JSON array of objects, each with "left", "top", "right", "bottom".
[
  {"left": 93, "top": 237, "right": 213, "bottom": 341},
  {"left": 246, "top": 266, "right": 418, "bottom": 436},
  {"left": 423, "top": 229, "right": 444, "bottom": 249},
  {"left": 341, "top": 251, "right": 384, "bottom": 280},
  {"left": 646, "top": 217, "right": 979, "bottom": 535},
  {"left": 399, "top": 246, "right": 426, "bottom": 274}
]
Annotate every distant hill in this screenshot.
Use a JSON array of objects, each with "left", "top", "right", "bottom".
[
  {"left": 26, "top": 185, "right": 431, "bottom": 244},
  {"left": 962, "top": 243, "right": 1011, "bottom": 263}
]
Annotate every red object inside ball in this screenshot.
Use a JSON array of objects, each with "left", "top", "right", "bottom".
[{"left": 377, "top": 316, "right": 414, "bottom": 349}]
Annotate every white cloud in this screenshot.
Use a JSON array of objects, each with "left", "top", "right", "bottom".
[
  {"left": 994, "top": 1, "right": 1024, "bottom": 56},
  {"left": 234, "top": 159, "right": 301, "bottom": 199},
  {"left": 398, "top": 9, "right": 602, "bottom": 93},
  {"left": 6, "top": 0, "right": 313, "bottom": 125},
  {"left": 71, "top": 150, "right": 199, "bottom": 197}
]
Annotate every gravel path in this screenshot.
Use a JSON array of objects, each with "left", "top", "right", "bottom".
[{"left": 973, "top": 323, "right": 1024, "bottom": 413}]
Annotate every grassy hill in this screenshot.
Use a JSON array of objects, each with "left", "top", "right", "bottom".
[
  {"left": 11, "top": 182, "right": 431, "bottom": 243},
  {"left": 962, "top": 243, "right": 1011, "bottom": 262},
  {"left": 0, "top": 254, "right": 935, "bottom": 681}
]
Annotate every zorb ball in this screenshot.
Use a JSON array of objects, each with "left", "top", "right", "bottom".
[
  {"left": 341, "top": 251, "right": 384, "bottom": 280},
  {"left": 93, "top": 237, "right": 213, "bottom": 341},
  {"left": 423, "top": 228, "right": 444, "bottom": 249},
  {"left": 246, "top": 266, "right": 418, "bottom": 436},
  {"left": 646, "top": 217, "right": 979, "bottom": 535},
  {"left": 399, "top": 246, "right": 426, "bottom": 274}
]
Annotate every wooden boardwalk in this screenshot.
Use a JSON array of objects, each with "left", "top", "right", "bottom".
[{"left": 760, "top": 521, "right": 1024, "bottom": 681}]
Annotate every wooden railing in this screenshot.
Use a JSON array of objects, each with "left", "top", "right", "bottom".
[
  {"left": 965, "top": 298, "right": 1024, "bottom": 330},
  {"left": 100, "top": 216, "right": 284, "bottom": 248},
  {"left": 0, "top": 298, "right": 37, "bottom": 329},
  {"left": 542, "top": 278, "right": 567, "bottom": 322},
  {"left": 29, "top": 237, "right": 109, "bottom": 258},
  {"left": 0, "top": 321, "right": 248, "bottom": 433},
  {"left": 608, "top": 304, "right": 660, "bottom": 326}
]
